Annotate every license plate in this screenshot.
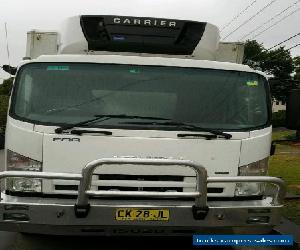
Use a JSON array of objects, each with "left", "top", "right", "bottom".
[{"left": 115, "top": 209, "right": 169, "bottom": 221}]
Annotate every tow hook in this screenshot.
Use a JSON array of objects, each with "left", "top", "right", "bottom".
[
  {"left": 192, "top": 206, "right": 209, "bottom": 220},
  {"left": 74, "top": 204, "right": 90, "bottom": 218}
]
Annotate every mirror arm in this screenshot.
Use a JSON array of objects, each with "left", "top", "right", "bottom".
[{"left": 1, "top": 65, "right": 17, "bottom": 75}]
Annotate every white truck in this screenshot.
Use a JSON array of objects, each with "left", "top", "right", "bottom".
[{"left": 0, "top": 15, "right": 292, "bottom": 236}]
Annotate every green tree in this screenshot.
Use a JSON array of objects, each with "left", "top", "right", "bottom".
[
  {"left": 268, "top": 78, "right": 299, "bottom": 103},
  {"left": 244, "top": 40, "right": 296, "bottom": 102},
  {"left": 262, "top": 47, "right": 294, "bottom": 80},
  {"left": 244, "top": 40, "right": 294, "bottom": 79},
  {"left": 243, "top": 40, "right": 267, "bottom": 68},
  {"left": 0, "top": 77, "right": 13, "bottom": 95},
  {"left": 0, "top": 77, "right": 13, "bottom": 130},
  {"left": 0, "top": 96, "right": 9, "bottom": 130},
  {"left": 294, "top": 56, "right": 300, "bottom": 81}
]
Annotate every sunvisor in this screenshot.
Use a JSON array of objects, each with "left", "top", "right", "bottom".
[{"left": 80, "top": 15, "right": 207, "bottom": 55}]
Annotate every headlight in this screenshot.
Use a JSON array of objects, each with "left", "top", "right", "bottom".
[
  {"left": 7, "top": 150, "right": 42, "bottom": 171},
  {"left": 235, "top": 158, "right": 269, "bottom": 197},
  {"left": 6, "top": 150, "right": 42, "bottom": 193},
  {"left": 7, "top": 178, "right": 42, "bottom": 193}
]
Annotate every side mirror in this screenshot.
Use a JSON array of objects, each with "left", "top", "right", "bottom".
[
  {"left": 2, "top": 65, "right": 17, "bottom": 75},
  {"left": 0, "top": 134, "right": 4, "bottom": 150},
  {"left": 286, "top": 89, "right": 300, "bottom": 130}
]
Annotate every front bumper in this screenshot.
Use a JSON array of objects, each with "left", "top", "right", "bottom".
[
  {"left": 0, "top": 158, "right": 286, "bottom": 235},
  {"left": 0, "top": 194, "right": 282, "bottom": 235}
]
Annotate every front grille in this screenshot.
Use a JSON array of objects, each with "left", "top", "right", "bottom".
[
  {"left": 97, "top": 174, "right": 185, "bottom": 192},
  {"left": 97, "top": 186, "right": 183, "bottom": 192},
  {"left": 54, "top": 185, "right": 224, "bottom": 194},
  {"left": 53, "top": 174, "right": 224, "bottom": 195},
  {"left": 55, "top": 185, "right": 78, "bottom": 191},
  {"left": 98, "top": 174, "right": 183, "bottom": 182},
  {"left": 207, "top": 188, "right": 224, "bottom": 194}
]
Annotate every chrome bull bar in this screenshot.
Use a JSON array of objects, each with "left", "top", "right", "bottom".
[{"left": 0, "top": 158, "right": 286, "bottom": 219}]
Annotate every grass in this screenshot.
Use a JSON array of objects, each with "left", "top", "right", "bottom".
[
  {"left": 272, "top": 129, "right": 297, "bottom": 141},
  {"left": 269, "top": 130, "right": 300, "bottom": 224},
  {"left": 269, "top": 153, "right": 300, "bottom": 195}
]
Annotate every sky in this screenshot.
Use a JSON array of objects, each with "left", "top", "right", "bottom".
[{"left": 0, "top": 0, "right": 300, "bottom": 82}]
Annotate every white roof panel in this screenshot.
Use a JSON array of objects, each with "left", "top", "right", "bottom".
[{"left": 19, "top": 54, "right": 265, "bottom": 76}]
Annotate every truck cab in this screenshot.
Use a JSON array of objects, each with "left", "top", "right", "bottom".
[{"left": 0, "top": 15, "right": 286, "bottom": 236}]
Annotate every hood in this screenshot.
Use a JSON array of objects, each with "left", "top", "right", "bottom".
[{"left": 38, "top": 127, "right": 249, "bottom": 197}]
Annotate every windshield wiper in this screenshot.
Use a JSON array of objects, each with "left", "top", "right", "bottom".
[
  {"left": 177, "top": 133, "right": 218, "bottom": 140},
  {"left": 70, "top": 130, "right": 113, "bottom": 136},
  {"left": 54, "top": 114, "right": 170, "bottom": 134},
  {"left": 121, "top": 121, "right": 233, "bottom": 139}
]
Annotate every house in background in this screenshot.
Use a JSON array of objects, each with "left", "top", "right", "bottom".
[{"left": 272, "top": 100, "right": 286, "bottom": 113}]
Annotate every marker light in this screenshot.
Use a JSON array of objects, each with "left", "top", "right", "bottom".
[
  {"left": 7, "top": 150, "right": 42, "bottom": 172},
  {"left": 6, "top": 150, "right": 42, "bottom": 193}
]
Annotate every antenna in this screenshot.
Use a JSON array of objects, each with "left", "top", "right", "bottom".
[
  {"left": 4, "top": 22, "right": 11, "bottom": 76},
  {"left": 1, "top": 23, "right": 16, "bottom": 76}
]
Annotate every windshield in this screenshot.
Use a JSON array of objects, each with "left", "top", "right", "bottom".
[{"left": 11, "top": 63, "right": 270, "bottom": 131}]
